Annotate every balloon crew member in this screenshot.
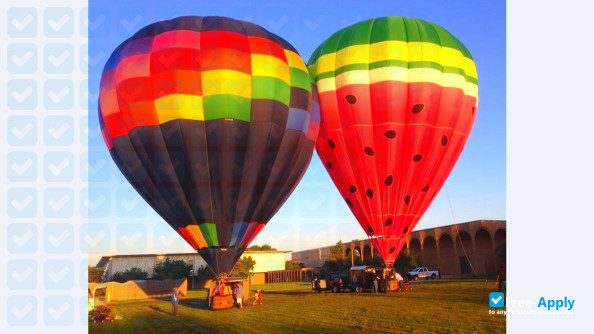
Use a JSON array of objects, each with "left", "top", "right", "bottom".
[
  {"left": 395, "top": 272, "right": 405, "bottom": 291},
  {"left": 495, "top": 265, "right": 506, "bottom": 293},
  {"left": 171, "top": 288, "right": 184, "bottom": 316},
  {"left": 252, "top": 290, "right": 263, "bottom": 305},
  {"left": 234, "top": 283, "right": 244, "bottom": 309},
  {"left": 372, "top": 269, "right": 379, "bottom": 293}
]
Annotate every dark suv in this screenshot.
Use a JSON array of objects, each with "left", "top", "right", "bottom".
[{"left": 311, "top": 272, "right": 351, "bottom": 293}]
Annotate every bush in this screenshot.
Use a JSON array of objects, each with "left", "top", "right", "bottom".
[
  {"left": 153, "top": 258, "right": 192, "bottom": 280},
  {"left": 285, "top": 261, "right": 304, "bottom": 270},
  {"left": 110, "top": 267, "right": 149, "bottom": 283}
]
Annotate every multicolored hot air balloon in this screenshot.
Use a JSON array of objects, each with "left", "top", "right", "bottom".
[
  {"left": 99, "top": 16, "right": 319, "bottom": 275},
  {"left": 308, "top": 17, "right": 478, "bottom": 266}
]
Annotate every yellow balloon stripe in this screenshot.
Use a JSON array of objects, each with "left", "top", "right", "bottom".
[
  {"left": 317, "top": 67, "right": 478, "bottom": 100},
  {"left": 154, "top": 94, "right": 205, "bottom": 123},
  {"left": 310, "top": 41, "right": 477, "bottom": 81},
  {"left": 201, "top": 69, "right": 252, "bottom": 98},
  {"left": 251, "top": 54, "right": 291, "bottom": 85},
  {"left": 284, "top": 49, "right": 309, "bottom": 73}
]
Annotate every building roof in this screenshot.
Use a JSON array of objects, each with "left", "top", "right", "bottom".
[{"left": 95, "top": 250, "right": 290, "bottom": 267}]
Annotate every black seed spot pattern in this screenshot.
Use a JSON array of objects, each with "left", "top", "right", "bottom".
[
  {"left": 328, "top": 139, "right": 336, "bottom": 149},
  {"left": 367, "top": 224, "right": 374, "bottom": 235},
  {"left": 404, "top": 195, "right": 411, "bottom": 205},
  {"left": 384, "top": 130, "right": 396, "bottom": 139},
  {"left": 346, "top": 95, "right": 357, "bottom": 104},
  {"left": 385, "top": 218, "right": 393, "bottom": 226},
  {"left": 326, "top": 162, "right": 332, "bottom": 169},
  {"left": 472, "top": 106, "right": 476, "bottom": 115},
  {"left": 441, "top": 135, "right": 448, "bottom": 146},
  {"left": 412, "top": 104, "right": 424, "bottom": 114},
  {"left": 384, "top": 175, "right": 393, "bottom": 186},
  {"left": 349, "top": 185, "right": 357, "bottom": 193},
  {"left": 421, "top": 185, "right": 430, "bottom": 192},
  {"left": 403, "top": 225, "right": 409, "bottom": 234},
  {"left": 366, "top": 189, "right": 373, "bottom": 199},
  {"left": 364, "top": 147, "right": 374, "bottom": 156},
  {"left": 345, "top": 199, "right": 353, "bottom": 207},
  {"left": 413, "top": 154, "right": 422, "bottom": 162},
  {"left": 389, "top": 247, "right": 396, "bottom": 254}
]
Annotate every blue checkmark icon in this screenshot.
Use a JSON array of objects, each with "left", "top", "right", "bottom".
[{"left": 489, "top": 292, "right": 504, "bottom": 307}]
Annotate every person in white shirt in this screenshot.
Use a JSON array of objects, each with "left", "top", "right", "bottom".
[{"left": 395, "top": 272, "right": 404, "bottom": 291}]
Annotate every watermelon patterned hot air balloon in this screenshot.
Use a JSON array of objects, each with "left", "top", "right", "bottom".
[
  {"left": 99, "top": 16, "right": 319, "bottom": 275},
  {"left": 308, "top": 17, "right": 478, "bottom": 266}
]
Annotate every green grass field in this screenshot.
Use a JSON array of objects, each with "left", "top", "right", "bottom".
[{"left": 89, "top": 279, "right": 505, "bottom": 334}]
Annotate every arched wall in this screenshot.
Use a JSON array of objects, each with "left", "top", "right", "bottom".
[
  {"left": 423, "top": 236, "right": 438, "bottom": 269},
  {"left": 475, "top": 229, "right": 494, "bottom": 275},
  {"left": 438, "top": 234, "right": 458, "bottom": 275}
]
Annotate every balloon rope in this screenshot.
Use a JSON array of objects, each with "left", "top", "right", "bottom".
[{"left": 444, "top": 186, "right": 480, "bottom": 277}]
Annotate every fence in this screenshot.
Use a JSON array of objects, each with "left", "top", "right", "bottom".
[
  {"left": 89, "top": 278, "right": 187, "bottom": 302},
  {"left": 265, "top": 269, "right": 316, "bottom": 283}
]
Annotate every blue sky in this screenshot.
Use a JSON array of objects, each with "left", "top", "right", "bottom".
[{"left": 88, "top": 0, "right": 505, "bottom": 263}]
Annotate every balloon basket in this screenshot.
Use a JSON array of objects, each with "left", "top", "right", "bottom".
[{"left": 208, "top": 275, "right": 246, "bottom": 311}]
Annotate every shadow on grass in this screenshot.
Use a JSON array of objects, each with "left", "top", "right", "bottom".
[
  {"left": 260, "top": 286, "right": 492, "bottom": 307},
  {"left": 260, "top": 290, "right": 312, "bottom": 296},
  {"left": 178, "top": 298, "right": 209, "bottom": 310},
  {"left": 148, "top": 305, "right": 172, "bottom": 315}
]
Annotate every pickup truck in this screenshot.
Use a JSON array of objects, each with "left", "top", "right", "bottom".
[{"left": 407, "top": 267, "right": 439, "bottom": 280}]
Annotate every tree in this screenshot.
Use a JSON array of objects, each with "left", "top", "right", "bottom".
[
  {"left": 363, "top": 254, "right": 384, "bottom": 267},
  {"left": 110, "top": 267, "right": 149, "bottom": 283},
  {"left": 194, "top": 265, "right": 215, "bottom": 282},
  {"left": 230, "top": 256, "right": 256, "bottom": 279},
  {"left": 393, "top": 249, "right": 419, "bottom": 273},
  {"left": 88, "top": 266, "right": 104, "bottom": 283},
  {"left": 285, "top": 261, "right": 304, "bottom": 270},
  {"left": 246, "top": 244, "right": 277, "bottom": 251},
  {"left": 153, "top": 258, "right": 192, "bottom": 280},
  {"left": 322, "top": 241, "right": 350, "bottom": 272}
]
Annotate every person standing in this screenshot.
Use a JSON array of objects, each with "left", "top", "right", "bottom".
[
  {"left": 372, "top": 269, "right": 379, "bottom": 293},
  {"left": 236, "top": 283, "right": 244, "bottom": 309},
  {"left": 495, "top": 264, "right": 506, "bottom": 293},
  {"left": 395, "top": 272, "right": 405, "bottom": 291},
  {"left": 171, "top": 288, "right": 184, "bottom": 316}
]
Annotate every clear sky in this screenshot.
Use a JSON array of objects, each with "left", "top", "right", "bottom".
[{"left": 88, "top": 0, "right": 505, "bottom": 264}]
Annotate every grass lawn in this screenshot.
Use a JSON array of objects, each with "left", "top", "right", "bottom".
[{"left": 89, "top": 279, "right": 505, "bottom": 334}]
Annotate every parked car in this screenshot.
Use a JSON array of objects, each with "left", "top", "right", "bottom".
[
  {"left": 311, "top": 272, "right": 351, "bottom": 293},
  {"left": 407, "top": 267, "right": 439, "bottom": 280}
]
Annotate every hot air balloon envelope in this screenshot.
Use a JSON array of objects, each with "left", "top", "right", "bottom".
[
  {"left": 99, "top": 16, "right": 319, "bottom": 275},
  {"left": 308, "top": 17, "right": 478, "bottom": 265}
]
